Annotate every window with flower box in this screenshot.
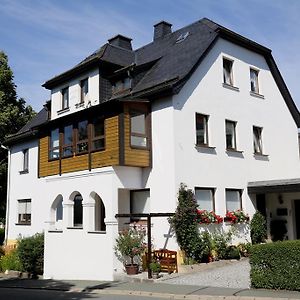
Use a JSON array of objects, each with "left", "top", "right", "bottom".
[
  {"left": 195, "top": 188, "right": 215, "bottom": 211},
  {"left": 226, "top": 189, "right": 242, "bottom": 211}
]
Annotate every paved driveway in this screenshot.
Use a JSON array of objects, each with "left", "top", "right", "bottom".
[{"left": 163, "top": 258, "right": 250, "bottom": 289}]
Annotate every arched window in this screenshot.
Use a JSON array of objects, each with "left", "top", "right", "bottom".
[
  {"left": 56, "top": 198, "right": 63, "bottom": 221},
  {"left": 74, "top": 194, "right": 83, "bottom": 227},
  {"left": 95, "top": 195, "right": 106, "bottom": 231}
]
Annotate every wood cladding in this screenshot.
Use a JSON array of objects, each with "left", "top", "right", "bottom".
[{"left": 38, "top": 105, "right": 151, "bottom": 178}]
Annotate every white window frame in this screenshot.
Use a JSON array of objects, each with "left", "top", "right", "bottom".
[
  {"left": 17, "top": 199, "right": 31, "bottom": 225},
  {"left": 225, "top": 189, "right": 242, "bottom": 211},
  {"left": 195, "top": 188, "right": 215, "bottom": 211},
  {"left": 21, "top": 148, "right": 29, "bottom": 173},
  {"left": 253, "top": 126, "right": 263, "bottom": 154},
  {"left": 225, "top": 120, "right": 237, "bottom": 150},
  {"left": 195, "top": 113, "right": 209, "bottom": 146},
  {"left": 250, "top": 68, "right": 259, "bottom": 94},
  {"left": 223, "top": 57, "right": 234, "bottom": 86}
]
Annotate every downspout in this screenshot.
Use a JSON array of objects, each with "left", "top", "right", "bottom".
[{"left": 4, "top": 147, "right": 11, "bottom": 246}]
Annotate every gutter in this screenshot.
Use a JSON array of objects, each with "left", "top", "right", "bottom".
[{"left": 4, "top": 146, "right": 10, "bottom": 246}]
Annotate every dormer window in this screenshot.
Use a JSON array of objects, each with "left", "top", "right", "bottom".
[
  {"left": 112, "top": 78, "right": 131, "bottom": 94},
  {"left": 80, "top": 78, "right": 89, "bottom": 103},
  {"left": 62, "top": 87, "right": 69, "bottom": 109}
]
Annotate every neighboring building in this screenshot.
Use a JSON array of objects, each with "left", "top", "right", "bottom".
[{"left": 5, "top": 18, "right": 300, "bottom": 280}]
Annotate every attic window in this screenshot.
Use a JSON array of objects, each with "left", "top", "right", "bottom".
[
  {"left": 176, "top": 31, "right": 189, "bottom": 43},
  {"left": 112, "top": 78, "right": 131, "bottom": 94}
]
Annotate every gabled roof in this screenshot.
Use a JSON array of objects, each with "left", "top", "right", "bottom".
[{"left": 8, "top": 17, "right": 300, "bottom": 146}]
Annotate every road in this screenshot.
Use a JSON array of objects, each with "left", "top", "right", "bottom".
[{"left": 0, "top": 287, "right": 168, "bottom": 300}]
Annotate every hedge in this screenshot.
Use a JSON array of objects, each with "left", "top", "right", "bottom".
[{"left": 250, "top": 240, "right": 300, "bottom": 290}]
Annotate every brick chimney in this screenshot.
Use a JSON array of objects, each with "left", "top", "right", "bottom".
[
  {"left": 108, "top": 34, "right": 132, "bottom": 50},
  {"left": 153, "top": 21, "right": 172, "bottom": 40}
]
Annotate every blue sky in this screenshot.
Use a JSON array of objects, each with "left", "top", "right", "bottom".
[{"left": 1, "top": 0, "right": 300, "bottom": 111}]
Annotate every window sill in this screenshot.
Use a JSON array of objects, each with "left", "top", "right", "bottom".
[
  {"left": 250, "top": 91, "right": 264, "bottom": 99},
  {"left": 87, "top": 231, "right": 106, "bottom": 234},
  {"left": 195, "top": 144, "right": 216, "bottom": 150},
  {"left": 222, "top": 83, "right": 240, "bottom": 92},
  {"left": 57, "top": 107, "right": 70, "bottom": 115},
  {"left": 66, "top": 226, "right": 83, "bottom": 230},
  {"left": 48, "top": 157, "right": 59, "bottom": 162},
  {"left": 19, "top": 170, "right": 29, "bottom": 175},
  {"left": 254, "top": 152, "right": 269, "bottom": 158},
  {"left": 130, "top": 145, "right": 149, "bottom": 150},
  {"left": 48, "top": 230, "right": 63, "bottom": 233},
  {"left": 226, "top": 149, "right": 244, "bottom": 154},
  {"left": 15, "top": 223, "right": 31, "bottom": 226}
]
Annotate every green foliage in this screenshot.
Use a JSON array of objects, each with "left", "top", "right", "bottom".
[
  {"left": 0, "top": 228, "right": 4, "bottom": 245},
  {"left": 250, "top": 240, "right": 300, "bottom": 290},
  {"left": 114, "top": 229, "right": 146, "bottom": 265},
  {"left": 0, "top": 246, "right": 4, "bottom": 257},
  {"left": 210, "top": 231, "right": 232, "bottom": 259},
  {"left": 0, "top": 51, "right": 36, "bottom": 219},
  {"left": 169, "top": 184, "right": 205, "bottom": 262},
  {"left": 0, "top": 249, "right": 22, "bottom": 272},
  {"left": 149, "top": 261, "right": 161, "bottom": 273},
  {"left": 225, "top": 245, "right": 241, "bottom": 260},
  {"left": 17, "top": 233, "right": 44, "bottom": 276},
  {"left": 237, "top": 243, "right": 251, "bottom": 257},
  {"left": 270, "top": 220, "right": 287, "bottom": 241},
  {"left": 250, "top": 211, "right": 267, "bottom": 244}
]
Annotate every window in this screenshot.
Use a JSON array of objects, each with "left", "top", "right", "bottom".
[
  {"left": 195, "top": 188, "right": 215, "bottom": 211},
  {"left": 130, "top": 110, "right": 147, "bottom": 148},
  {"left": 80, "top": 78, "right": 89, "bottom": 103},
  {"left": 62, "top": 87, "right": 69, "bottom": 109},
  {"left": 18, "top": 199, "right": 31, "bottom": 225},
  {"left": 91, "top": 117, "right": 105, "bottom": 151},
  {"left": 22, "top": 149, "right": 29, "bottom": 172},
  {"left": 195, "top": 113, "right": 208, "bottom": 146},
  {"left": 225, "top": 120, "right": 237, "bottom": 150},
  {"left": 223, "top": 58, "right": 233, "bottom": 85},
  {"left": 253, "top": 126, "right": 263, "bottom": 154},
  {"left": 226, "top": 189, "right": 242, "bottom": 211},
  {"left": 56, "top": 198, "right": 63, "bottom": 222},
  {"left": 49, "top": 128, "right": 60, "bottom": 159},
  {"left": 250, "top": 68, "right": 259, "bottom": 93},
  {"left": 112, "top": 78, "right": 131, "bottom": 94},
  {"left": 73, "top": 194, "right": 83, "bottom": 227},
  {"left": 130, "top": 190, "right": 150, "bottom": 220},
  {"left": 62, "top": 125, "right": 73, "bottom": 157},
  {"left": 76, "top": 120, "right": 89, "bottom": 153}
]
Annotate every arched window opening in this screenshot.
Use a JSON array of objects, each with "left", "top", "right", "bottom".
[
  {"left": 95, "top": 197, "right": 106, "bottom": 231},
  {"left": 74, "top": 194, "right": 83, "bottom": 227},
  {"left": 56, "top": 198, "right": 63, "bottom": 221}
]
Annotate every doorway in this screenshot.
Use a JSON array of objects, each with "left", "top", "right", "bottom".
[{"left": 294, "top": 200, "right": 300, "bottom": 239}]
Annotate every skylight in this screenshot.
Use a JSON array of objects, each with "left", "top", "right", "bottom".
[{"left": 176, "top": 31, "right": 189, "bottom": 43}]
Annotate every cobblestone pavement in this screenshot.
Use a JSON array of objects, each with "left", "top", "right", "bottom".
[{"left": 163, "top": 258, "right": 250, "bottom": 289}]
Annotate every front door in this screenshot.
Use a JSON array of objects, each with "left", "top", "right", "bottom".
[{"left": 294, "top": 200, "right": 300, "bottom": 239}]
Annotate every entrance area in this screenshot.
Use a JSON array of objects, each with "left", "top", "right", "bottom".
[{"left": 294, "top": 200, "right": 300, "bottom": 239}]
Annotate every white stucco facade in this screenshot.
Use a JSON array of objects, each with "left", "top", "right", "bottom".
[{"left": 5, "top": 36, "right": 300, "bottom": 280}]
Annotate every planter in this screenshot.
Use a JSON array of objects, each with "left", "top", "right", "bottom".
[{"left": 125, "top": 264, "right": 139, "bottom": 275}]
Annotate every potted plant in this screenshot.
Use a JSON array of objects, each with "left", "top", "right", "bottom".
[
  {"left": 149, "top": 260, "right": 161, "bottom": 279},
  {"left": 114, "top": 228, "right": 146, "bottom": 275}
]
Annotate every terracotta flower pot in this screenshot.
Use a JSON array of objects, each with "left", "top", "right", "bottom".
[{"left": 125, "top": 264, "right": 139, "bottom": 275}]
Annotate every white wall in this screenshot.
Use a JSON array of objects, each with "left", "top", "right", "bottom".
[
  {"left": 50, "top": 68, "right": 99, "bottom": 120},
  {"left": 172, "top": 37, "right": 300, "bottom": 219}
]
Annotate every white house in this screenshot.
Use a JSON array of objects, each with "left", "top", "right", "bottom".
[{"left": 4, "top": 18, "right": 300, "bottom": 280}]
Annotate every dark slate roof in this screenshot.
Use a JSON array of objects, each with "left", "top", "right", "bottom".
[
  {"left": 11, "top": 17, "right": 300, "bottom": 146},
  {"left": 5, "top": 108, "right": 48, "bottom": 145}
]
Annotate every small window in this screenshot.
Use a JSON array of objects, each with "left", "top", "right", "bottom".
[
  {"left": 195, "top": 188, "right": 215, "bottom": 211},
  {"left": 195, "top": 113, "right": 208, "bottom": 146},
  {"left": 80, "top": 78, "right": 89, "bottom": 103},
  {"left": 73, "top": 194, "right": 83, "bottom": 227},
  {"left": 253, "top": 126, "right": 263, "bottom": 154},
  {"left": 91, "top": 117, "right": 105, "bottom": 151},
  {"left": 62, "top": 87, "right": 69, "bottom": 109},
  {"left": 22, "top": 149, "right": 29, "bottom": 172},
  {"left": 225, "top": 120, "right": 237, "bottom": 150},
  {"left": 130, "top": 189, "right": 150, "bottom": 221},
  {"left": 130, "top": 111, "right": 147, "bottom": 148},
  {"left": 223, "top": 58, "right": 233, "bottom": 86},
  {"left": 76, "top": 120, "right": 89, "bottom": 153},
  {"left": 62, "top": 125, "right": 73, "bottom": 157},
  {"left": 226, "top": 189, "right": 242, "bottom": 211},
  {"left": 18, "top": 199, "right": 31, "bottom": 225},
  {"left": 250, "top": 68, "right": 259, "bottom": 93},
  {"left": 49, "top": 128, "right": 60, "bottom": 159}
]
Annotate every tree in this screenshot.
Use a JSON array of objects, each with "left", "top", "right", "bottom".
[{"left": 0, "top": 51, "right": 36, "bottom": 221}]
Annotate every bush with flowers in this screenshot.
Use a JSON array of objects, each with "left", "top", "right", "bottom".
[
  {"left": 225, "top": 210, "right": 249, "bottom": 224},
  {"left": 196, "top": 209, "right": 223, "bottom": 224},
  {"left": 114, "top": 228, "right": 147, "bottom": 266}
]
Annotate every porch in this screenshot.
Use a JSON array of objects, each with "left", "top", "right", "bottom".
[{"left": 248, "top": 178, "right": 300, "bottom": 241}]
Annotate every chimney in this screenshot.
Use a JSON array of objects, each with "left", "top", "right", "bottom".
[
  {"left": 153, "top": 21, "right": 172, "bottom": 40},
  {"left": 108, "top": 34, "right": 132, "bottom": 50}
]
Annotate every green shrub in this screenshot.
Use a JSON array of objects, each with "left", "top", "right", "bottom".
[
  {"left": 0, "top": 249, "right": 22, "bottom": 272},
  {"left": 211, "top": 231, "right": 231, "bottom": 259},
  {"left": 250, "top": 211, "right": 267, "bottom": 244},
  {"left": 225, "top": 245, "right": 240, "bottom": 260},
  {"left": 17, "top": 233, "right": 44, "bottom": 276},
  {"left": 250, "top": 240, "right": 300, "bottom": 290},
  {"left": 169, "top": 184, "right": 205, "bottom": 262},
  {"left": 0, "top": 228, "right": 5, "bottom": 246},
  {"left": 237, "top": 243, "right": 251, "bottom": 257}
]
